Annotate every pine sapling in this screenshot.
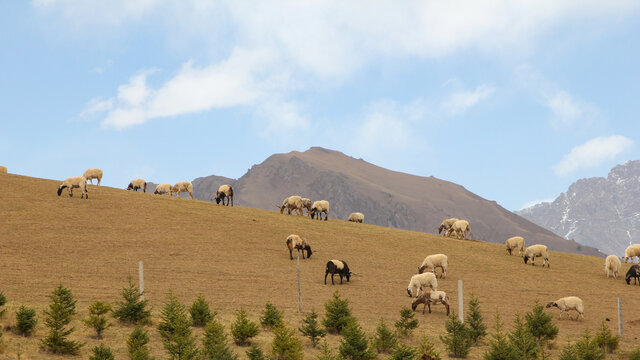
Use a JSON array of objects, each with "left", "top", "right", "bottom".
[
  {"left": 157, "top": 292, "right": 199, "bottom": 360},
  {"left": 323, "top": 291, "right": 353, "bottom": 334},
  {"left": 189, "top": 295, "right": 214, "bottom": 327},
  {"left": 482, "top": 313, "right": 515, "bottom": 360},
  {"left": 418, "top": 336, "right": 442, "bottom": 360},
  {"left": 338, "top": 318, "right": 376, "bottom": 360},
  {"left": 593, "top": 320, "right": 619, "bottom": 353},
  {"left": 465, "top": 294, "right": 487, "bottom": 345},
  {"left": 84, "top": 301, "right": 112, "bottom": 338},
  {"left": 261, "top": 302, "right": 285, "bottom": 330},
  {"left": 372, "top": 318, "right": 397, "bottom": 353},
  {"left": 298, "top": 309, "right": 326, "bottom": 347},
  {"left": 246, "top": 344, "right": 266, "bottom": 360},
  {"left": 127, "top": 326, "right": 153, "bottom": 360},
  {"left": 89, "top": 343, "right": 115, "bottom": 360},
  {"left": 113, "top": 277, "right": 152, "bottom": 325},
  {"left": 524, "top": 302, "right": 558, "bottom": 347},
  {"left": 439, "top": 311, "right": 472, "bottom": 358},
  {"left": 270, "top": 325, "right": 304, "bottom": 360},
  {"left": 202, "top": 316, "right": 237, "bottom": 360},
  {"left": 395, "top": 306, "right": 419, "bottom": 337},
  {"left": 508, "top": 314, "right": 538, "bottom": 360},
  {"left": 230, "top": 308, "right": 259, "bottom": 346},
  {"left": 389, "top": 344, "right": 418, "bottom": 360},
  {"left": 40, "top": 285, "right": 84, "bottom": 355}
]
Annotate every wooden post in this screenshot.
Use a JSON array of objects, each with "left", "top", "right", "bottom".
[
  {"left": 297, "top": 252, "right": 302, "bottom": 312},
  {"left": 618, "top": 297, "right": 623, "bottom": 337},
  {"left": 458, "top": 279, "right": 463, "bottom": 322},
  {"left": 139, "top": 261, "right": 144, "bottom": 300}
]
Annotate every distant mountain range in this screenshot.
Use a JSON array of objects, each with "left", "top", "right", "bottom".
[
  {"left": 153, "top": 147, "right": 601, "bottom": 256},
  {"left": 517, "top": 160, "right": 640, "bottom": 256}
]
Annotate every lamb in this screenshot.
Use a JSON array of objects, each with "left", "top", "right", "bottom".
[
  {"left": 348, "top": 212, "right": 364, "bottom": 223},
  {"left": 127, "top": 178, "right": 147, "bottom": 192},
  {"left": 171, "top": 181, "right": 194, "bottom": 200},
  {"left": 57, "top": 176, "right": 88, "bottom": 199},
  {"left": 545, "top": 297, "right": 584, "bottom": 320},
  {"left": 406, "top": 272, "right": 438, "bottom": 298},
  {"left": 523, "top": 244, "right": 550, "bottom": 267},
  {"left": 624, "top": 244, "right": 640, "bottom": 263},
  {"left": 310, "top": 200, "right": 330, "bottom": 221},
  {"left": 438, "top": 218, "right": 458, "bottom": 236},
  {"left": 286, "top": 234, "right": 312, "bottom": 260},
  {"left": 0, "top": 166, "right": 7, "bottom": 174},
  {"left": 82, "top": 168, "right": 103, "bottom": 186},
  {"left": 411, "top": 290, "right": 450, "bottom": 315},
  {"left": 418, "top": 254, "right": 448, "bottom": 279},
  {"left": 153, "top": 184, "right": 172, "bottom": 195},
  {"left": 324, "top": 260, "right": 351, "bottom": 285},
  {"left": 505, "top": 236, "right": 525, "bottom": 256},
  {"left": 604, "top": 255, "right": 622, "bottom": 278},
  {"left": 625, "top": 265, "right": 640, "bottom": 285},
  {"left": 301, "top": 198, "right": 313, "bottom": 215},
  {"left": 212, "top": 184, "right": 234, "bottom": 206},
  {"left": 447, "top": 220, "right": 470, "bottom": 240},
  {"left": 278, "top": 195, "right": 304, "bottom": 215}
]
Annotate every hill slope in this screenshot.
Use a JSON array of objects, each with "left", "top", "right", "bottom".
[{"left": 0, "top": 173, "right": 638, "bottom": 359}]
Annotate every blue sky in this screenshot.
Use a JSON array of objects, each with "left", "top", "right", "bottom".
[{"left": 1, "top": 1, "right": 639, "bottom": 211}]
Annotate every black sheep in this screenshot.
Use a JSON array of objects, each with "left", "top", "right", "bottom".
[
  {"left": 324, "top": 260, "right": 351, "bottom": 285},
  {"left": 625, "top": 264, "right": 640, "bottom": 285}
]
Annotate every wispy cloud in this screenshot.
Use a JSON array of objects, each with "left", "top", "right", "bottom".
[
  {"left": 441, "top": 84, "right": 495, "bottom": 116},
  {"left": 553, "top": 135, "right": 633, "bottom": 175}
]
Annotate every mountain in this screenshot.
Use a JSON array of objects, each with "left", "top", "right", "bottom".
[
  {"left": 517, "top": 160, "right": 640, "bottom": 256},
  {"left": 190, "top": 147, "right": 601, "bottom": 256}
]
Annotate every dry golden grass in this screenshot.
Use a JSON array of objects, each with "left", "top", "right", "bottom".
[{"left": 0, "top": 173, "right": 639, "bottom": 359}]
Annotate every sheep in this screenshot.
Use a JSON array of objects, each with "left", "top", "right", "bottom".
[
  {"left": 411, "top": 290, "right": 450, "bottom": 315},
  {"left": 523, "top": 244, "right": 550, "bottom": 267},
  {"left": 406, "top": 272, "right": 438, "bottom": 298},
  {"left": 624, "top": 244, "right": 640, "bottom": 263},
  {"left": 0, "top": 166, "right": 7, "bottom": 174},
  {"left": 324, "top": 260, "right": 351, "bottom": 285},
  {"left": 301, "top": 198, "right": 313, "bottom": 215},
  {"left": 347, "top": 212, "right": 364, "bottom": 223},
  {"left": 447, "top": 220, "right": 470, "bottom": 240},
  {"left": 310, "top": 200, "right": 330, "bottom": 221},
  {"left": 604, "top": 255, "right": 622, "bottom": 278},
  {"left": 278, "top": 195, "right": 304, "bottom": 215},
  {"left": 418, "top": 254, "right": 448, "bottom": 279},
  {"left": 57, "top": 176, "right": 88, "bottom": 199},
  {"left": 286, "top": 234, "right": 312, "bottom": 260},
  {"left": 212, "top": 184, "right": 234, "bottom": 206},
  {"left": 505, "top": 236, "right": 525, "bottom": 256},
  {"left": 127, "top": 178, "right": 147, "bottom": 193},
  {"left": 545, "top": 297, "right": 584, "bottom": 320},
  {"left": 625, "top": 265, "right": 640, "bottom": 285},
  {"left": 438, "top": 218, "right": 458, "bottom": 236},
  {"left": 153, "top": 183, "right": 172, "bottom": 195},
  {"left": 82, "top": 168, "right": 103, "bottom": 186},
  {"left": 171, "top": 181, "right": 194, "bottom": 200}
]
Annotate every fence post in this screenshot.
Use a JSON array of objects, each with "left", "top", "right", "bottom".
[
  {"left": 458, "top": 280, "right": 463, "bottom": 322},
  {"left": 297, "top": 252, "right": 302, "bottom": 312},
  {"left": 618, "top": 297, "right": 623, "bottom": 338},
  {"left": 139, "top": 261, "right": 144, "bottom": 300}
]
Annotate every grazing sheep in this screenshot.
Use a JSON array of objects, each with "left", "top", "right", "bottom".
[
  {"left": 301, "top": 198, "right": 313, "bottom": 215},
  {"left": 171, "top": 181, "right": 194, "bottom": 200},
  {"left": 0, "top": 166, "right": 7, "bottom": 174},
  {"left": 418, "top": 254, "right": 448, "bottom": 279},
  {"left": 447, "top": 220, "right": 470, "bottom": 240},
  {"left": 523, "top": 244, "right": 550, "bottom": 267},
  {"left": 82, "top": 168, "right": 103, "bottom": 186},
  {"left": 406, "top": 272, "right": 438, "bottom": 298},
  {"left": 438, "top": 218, "right": 458, "bottom": 236},
  {"left": 57, "top": 176, "right": 88, "bottom": 199},
  {"left": 324, "top": 260, "right": 351, "bottom": 285},
  {"left": 286, "top": 234, "right": 312, "bottom": 260},
  {"left": 625, "top": 265, "right": 640, "bottom": 285},
  {"left": 411, "top": 290, "right": 450, "bottom": 315},
  {"left": 310, "top": 200, "right": 330, "bottom": 221},
  {"left": 505, "top": 236, "right": 525, "bottom": 256},
  {"left": 278, "top": 195, "right": 304, "bottom": 215},
  {"left": 546, "top": 297, "right": 584, "bottom": 320},
  {"left": 212, "top": 184, "right": 234, "bottom": 206},
  {"left": 347, "top": 212, "right": 364, "bottom": 223},
  {"left": 624, "top": 244, "right": 640, "bottom": 263},
  {"left": 153, "top": 183, "right": 172, "bottom": 195},
  {"left": 127, "top": 178, "right": 147, "bottom": 193},
  {"left": 604, "top": 255, "right": 622, "bottom": 278}
]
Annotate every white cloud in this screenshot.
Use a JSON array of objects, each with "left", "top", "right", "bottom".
[
  {"left": 553, "top": 135, "right": 634, "bottom": 175},
  {"left": 77, "top": 97, "right": 114, "bottom": 119},
  {"left": 441, "top": 84, "right": 495, "bottom": 116}
]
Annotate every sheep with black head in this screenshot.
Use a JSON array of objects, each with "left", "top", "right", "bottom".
[
  {"left": 286, "top": 234, "right": 312, "bottom": 260},
  {"left": 324, "top": 260, "right": 351, "bottom": 285}
]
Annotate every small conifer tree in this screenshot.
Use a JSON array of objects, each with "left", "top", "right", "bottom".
[
  {"left": 371, "top": 318, "right": 397, "bottom": 353},
  {"left": 395, "top": 306, "right": 419, "bottom": 337},
  {"left": 157, "top": 292, "right": 199, "bottom": 360},
  {"left": 524, "top": 302, "right": 558, "bottom": 346},
  {"left": 298, "top": 309, "right": 326, "bottom": 347},
  {"left": 338, "top": 318, "right": 376, "bottom": 360},
  {"left": 317, "top": 338, "right": 340, "bottom": 360},
  {"left": 593, "top": 320, "right": 619, "bottom": 353},
  {"left": 271, "top": 324, "right": 304, "bottom": 360},
  {"left": 572, "top": 330, "right": 605, "bottom": 360},
  {"left": 557, "top": 340, "right": 578, "bottom": 360},
  {"left": 230, "top": 308, "right": 259, "bottom": 345},
  {"left": 15, "top": 305, "right": 37, "bottom": 336},
  {"left": 439, "top": 311, "right": 472, "bottom": 358},
  {"left": 113, "top": 277, "right": 152, "bottom": 325},
  {"left": 127, "top": 326, "right": 153, "bottom": 360},
  {"left": 189, "top": 295, "right": 214, "bottom": 327},
  {"left": 390, "top": 344, "right": 418, "bottom": 360},
  {"left": 418, "top": 336, "right": 442, "bottom": 360},
  {"left": 482, "top": 313, "right": 515, "bottom": 360},
  {"left": 0, "top": 292, "right": 7, "bottom": 319},
  {"left": 201, "top": 316, "right": 237, "bottom": 360},
  {"left": 84, "top": 301, "right": 112, "bottom": 338},
  {"left": 261, "top": 302, "right": 285, "bottom": 330},
  {"left": 40, "top": 285, "right": 84, "bottom": 354},
  {"left": 89, "top": 343, "right": 115, "bottom": 360},
  {"left": 323, "top": 291, "right": 353, "bottom": 334},
  {"left": 507, "top": 314, "right": 538, "bottom": 360},
  {"left": 466, "top": 294, "right": 487, "bottom": 344},
  {"left": 246, "top": 344, "right": 266, "bottom": 360}
]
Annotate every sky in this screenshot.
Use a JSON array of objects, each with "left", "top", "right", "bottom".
[{"left": 1, "top": 1, "right": 639, "bottom": 211}]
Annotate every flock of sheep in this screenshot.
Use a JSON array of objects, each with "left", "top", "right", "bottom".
[{"left": 277, "top": 195, "right": 365, "bottom": 223}]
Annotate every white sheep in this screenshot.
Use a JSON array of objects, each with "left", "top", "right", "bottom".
[
  {"left": 604, "top": 254, "right": 622, "bottom": 278},
  {"left": 57, "top": 176, "right": 88, "bottom": 199},
  {"left": 447, "top": 219, "right": 470, "bottom": 240},
  {"left": 153, "top": 184, "right": 172, "bottom": 195},
  {"left": 301, "top": 198, "right": 313, "bottom": 215},
  {"left": 127, "top": 178, "right": 147, "bottom": 193},
  {"left": 278, "top": 195, "right": 304, "bottom": 215},
  {"left": 212, "top": 184, "right": 234, "bottom": 206},
  {"left": 418, "top": 254, "right": 448, "bottom": 279},
  {"left": 546, "top": 297, "right": 584, "bottom": 320},
  {"left": 310, "top": 200, "right": 330, "bottom": 221},
  {"left": 624, "top": 244, "right": 640, "bottom": 263},
  {"left": 82, "top": 168, "right": 103, "bottom": 186},
  {"left": 505, "top": 236, "right": 525, "bottom": 256},
  {"left": 406, "top": 272, "right": 438, "bottom": 298},
  {"left": 411, "top": 290, "right": 450, "bottom": 315},
  {"left": 286, "top": 234, "right": 312, "bottom": 260},
  {"left": 0, "top": 165, "right": 7, "bottom": 174},
  {"left": 523, "top": 244, "right": 550, "bottom": 267},
  {"left": 347, "top": 212, "right": 364, "bottom": 223},
  {"left": 438, "top": 218, "right": 458, "bottom": 236},
  {"left": 171, "top": 181, "right": 194, "bottom": 200}
]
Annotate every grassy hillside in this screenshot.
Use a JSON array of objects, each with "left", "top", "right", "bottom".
[{"left": 0, "top": 173, "right": 638, "bottom": 359}]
